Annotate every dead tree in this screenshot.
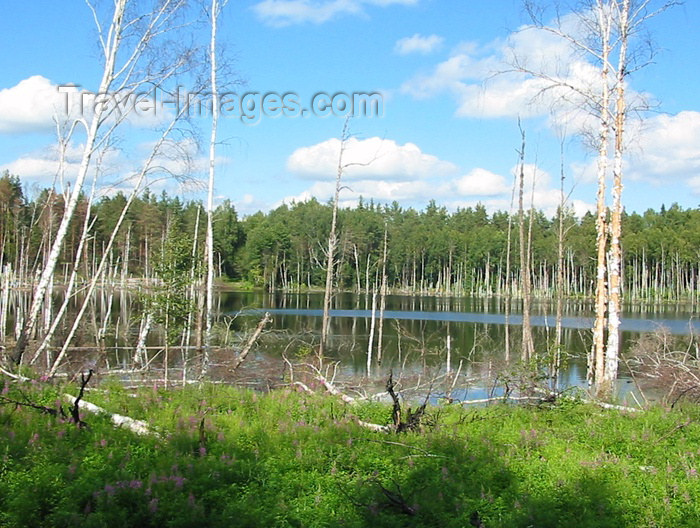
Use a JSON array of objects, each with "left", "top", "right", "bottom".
[{"left": 12, "top": 0, "right": 197, "bottom": 365}]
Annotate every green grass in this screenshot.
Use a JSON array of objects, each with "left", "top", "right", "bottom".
[{"left": 1, "top": 378, "right": 700, "bottom": 527}]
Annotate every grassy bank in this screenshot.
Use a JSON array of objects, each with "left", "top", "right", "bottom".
[{"left": 1, "top": 378, "right": 699, "bottom": 527}]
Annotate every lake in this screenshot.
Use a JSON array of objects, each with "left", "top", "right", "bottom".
[{"left": 220, "top": 290, "right": 699, "bottom": 399}]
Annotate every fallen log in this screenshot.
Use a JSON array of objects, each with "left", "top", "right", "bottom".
[{"left": 63, "top": 394, "right": 158, "bottom": 437}]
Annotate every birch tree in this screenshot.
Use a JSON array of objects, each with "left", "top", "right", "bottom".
[
  {"left": 203, "top": 0, "right": 228, "bottom": 376},
  {"left": 518, "top": 0, "right": 676, "bottom": 394},
  {"left": 11, "top": 0, "right": 196, "bottom": 365}
]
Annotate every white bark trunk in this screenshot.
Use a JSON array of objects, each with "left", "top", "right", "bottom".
[
  {"left": 590, "top": 1, "right": 612, "bottom": 389},
  {"left": 604, "top": 0, "right": 631, "bottom": 390},
  {"left": 203, "top": 0, "right": 221, "bottom": 376},
  {"left": 13, "top": 0, "right": 128, "bottom": 364}
]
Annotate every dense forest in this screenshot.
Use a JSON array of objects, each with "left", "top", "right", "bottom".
[{"left": 2, "top": 171, "right": 698, "bottom": 302}]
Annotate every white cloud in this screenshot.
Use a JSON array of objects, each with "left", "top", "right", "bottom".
[
  {"left": 0, "top": 76, "right": 78, "bottom": 134},
  {"left": 0, "top": 76, "right": 176, "bottom": 136},
  {"left": 281, "top": 136, "right": 594, "bottom": 216},
  {"left": 566, "top": 111, "right": 700, "bottom": 193},
  {"left": 401, "top": 13, "right": 613, "bottom": 128},
  {"left": 395, "top": 34, "right": 444, "bottom": 55},
  {"left": 454, "top": 168, "right": 510, "bottom": 196},
  {"left": 449, "top": 163, "right": 592, "bottom": 217},
  {"left": 628, "top": 111, "right": 700, "bottom": 185},
  {"left": 282, "top": 178, "right": 441, "bottom": 206},
  {"left": 0, "top": 141, "right": 87, "bottom": 186},
  {"left": 252, "top": 0, "right": 417, "bottom": 26},
  {"left": 286, "top": 137, "right": 457, "bottom": 180}
]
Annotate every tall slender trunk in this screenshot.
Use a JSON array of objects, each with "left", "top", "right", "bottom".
[
  {"left": 13, "top": 0, "right": 128, "bottom": 364},
  {"left": 504, "top": 166, "right": 517, "bottom": 362},
  {"left": 320, "top": 117, "right": 350, "bottom": 356},
  {"left": 604, "top": 0, "right": 630, "bottom": 390},
  {"left": 554, "top": 136, "right": 566, "bottom": 388},
  {"left": 590, "top": 2, "right": 612, "bottom": 389},
  {"left": 517, "top": 124, "right": 534, "bottom": 362},
  {"left": 376, "top": 222, "right": 388, "bottom": 366},
  {"left": 203, "top": 0, "right": 222, "bottom": 376}
]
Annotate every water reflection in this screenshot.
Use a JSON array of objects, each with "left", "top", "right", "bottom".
[{"left": 221, "top": 291, "right": 699, "bottom": 388}]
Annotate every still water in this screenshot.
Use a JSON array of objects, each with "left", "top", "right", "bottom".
[{"left": 221, "top": 290, "right": 699, "bottom": 395}]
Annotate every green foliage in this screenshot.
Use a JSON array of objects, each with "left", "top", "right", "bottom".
[
  {"left": 2, "top": 171, "right": 699, "bottom": 300},
  {"left": 2, "top": 380, "right": 700, "bottom": 527},
  {"left": 143, "top": 233, "right": 197, "bottom": 343}
]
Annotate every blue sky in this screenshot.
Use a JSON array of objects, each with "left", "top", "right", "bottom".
[{"left": 0, "top": 0, "right": 699, "bottom": 217}]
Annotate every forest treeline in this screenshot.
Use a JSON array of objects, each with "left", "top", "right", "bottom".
[{"left": 1, "top": 171, "right": 699, "bottom": 301}]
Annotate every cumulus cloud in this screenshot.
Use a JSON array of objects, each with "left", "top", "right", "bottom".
[
  {"left": 286, "top": 137, "right": 457, "bottom": 180},
  {"left": 628, "top": 111, "right": 700, "bottom": 184},
  {"left": 252, "top": 0, "right": 417, "bottom": 26},
  {"left": 0, "top": 75, "right": 175, "bottom": 136},
  {"left": 401, "top": 12, "right": 614, "bottom": 129},
  {"left": 454, "top": 168, "right": 511, "bottom": 196},
  {"left": 395, "top": 34, "right": 444, "bottom": 55},
  {"left": 0, "top": 141, "right": 86, "bottom": 185},
  {"left": 280, "top": 135, "right": 594, "bottom": 216},
  {"left": 0, "top": 76, "right": 78, "bottom": 134},
  {"left": 449, "top": 163, "right": 592, "bottom": 217}
]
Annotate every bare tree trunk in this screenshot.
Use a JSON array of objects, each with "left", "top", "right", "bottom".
[
  {"left": 367, "top": 285, "right": 377, "bottom": 377},
  {"left": 320, "top": 117, "right": 351, "bottom": 357},
  {"left": 517, "top": 124, "right": 534, "bottom": 362},
  {"left": 504, "top": 162, "right": 517, "bottom": 362},
  {"left": 13, "top": 0, "right": 192, "bottom": 365},
  {"left": 203, "top": 0, "right": 224, "bottom": 377},
  {"left": 47, "top": 116, "right": 188, "bottom": 377},
  {"left": 134, "top": 312, "right": 153, "bottom": 366},
  {"left": 13, "top": 0, "right": 129, "bottom": 364},
  {"left": 590, "top": 2, "right": 612, "bottom": 389},
  {"left": 604, "top": 0, "right": 631, "bottom": 391},
  {"left": 182, "top": 204, "right": 202, "bottom": 382},
  {"left": 0, "top": 264, "right": 10, "bottom": 342},
  {"left": 30, "top": 174, "right": 99, "bottom": 365},
  {"left": 376, "top": 222, "right": 388, "bottom": 366},
  {"left": 554, "top": 136, "right": 566, "bottom": 388},
  {"left": 121, "top": 224, "right": 131, "bottom": 289}
]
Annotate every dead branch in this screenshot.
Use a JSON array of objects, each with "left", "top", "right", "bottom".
[
  {"left": 657, "top": 419, "right": 693, "bottom": 443},
  {"left": 0, "top": 372, "right": 92, "bottom": 427},
  {"left": 386, "top": 372, "right": 429, "bottom": 433},
  {"left": 0, "top": 394, "right": 65, "bottom": 418},
  {"left": 626, "top": 329, "right": 700, "bottom": 404},
  {"left": 69, "top": 369, "right": 93, "bottom": 427},
  {"left": 230, "top": 312, "right": 272, "bottom": 372},
  {"left": 370, "top": 477, "right": 417, "bottom": 516},
  {"left": 363, "top": 438, "right": 446, "bottom": 458},
  {"left": 386, "top": 372, "right": 402, "bottom": 428},
  {"left": 0, "top": 367, "right": 31, "bottom": 381},
  {"left": 305, "top": 362, "right": 358, "bottom": 405}
]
